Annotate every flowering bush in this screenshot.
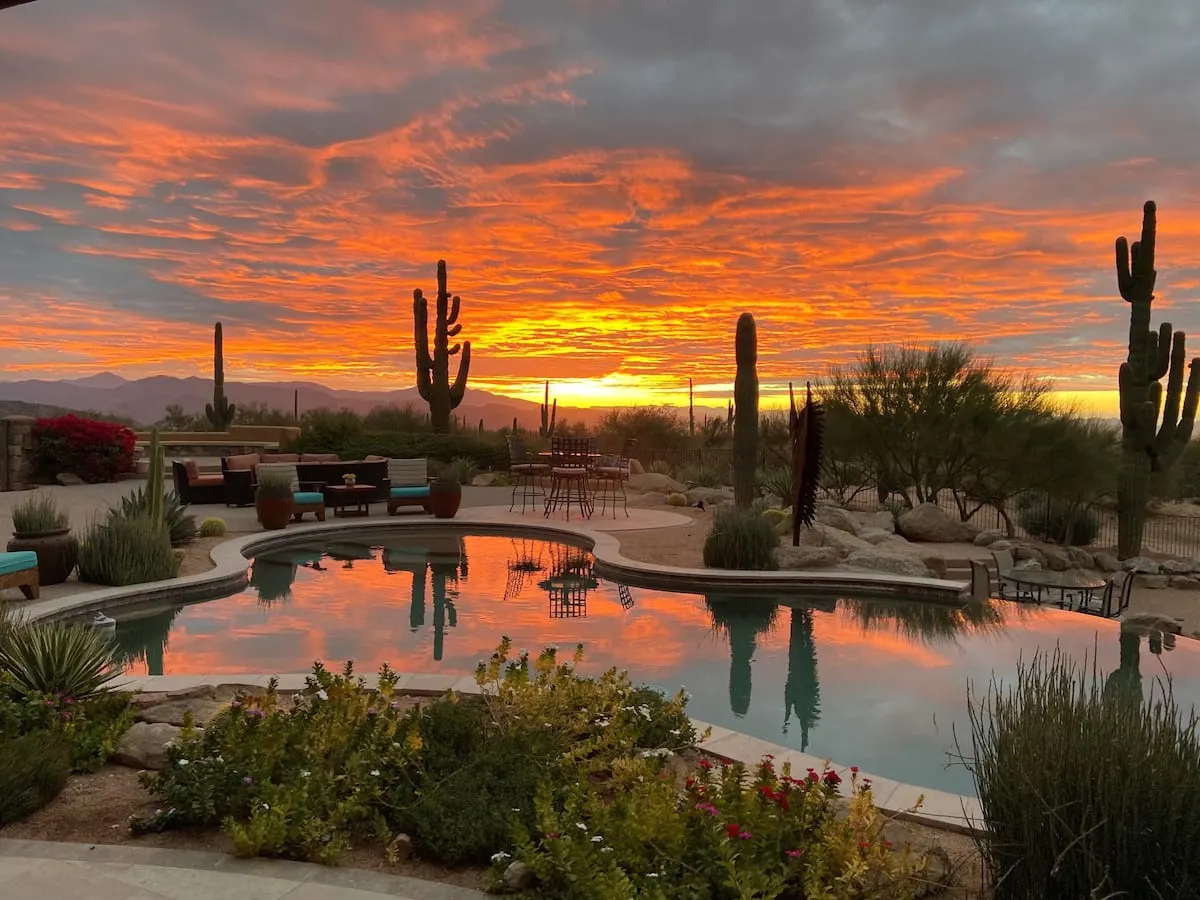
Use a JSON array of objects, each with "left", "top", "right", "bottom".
[
  {"left": 508, "top": 755, "right": 930, "bottom": 899},
  {"left": 32, "top": 415, "right": 136, "bottom": 483},
  {"left": 0, "top": 676, "right": 133, "bottom": 774}
]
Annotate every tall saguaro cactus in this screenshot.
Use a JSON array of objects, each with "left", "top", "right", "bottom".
[
  {"left": 414, "top": 259, "right": 471, "bottom": 433},
  {"left": 205, "top": 322, "right": 236, "bottom": 430},
  {"left": 733, "top": 313, "right": 759, "bottom": 508},
  {"left": 146, "top": 427, "right": 165, "bottom": 526},
  {"left": 540, "top": 381, "right": 557, "bottom": 438},
  {"left": 688, "top": 377, "right": 695, "bottom": 436},
  {"left": 1116, "top": 201, "right": 1200, "bottom": 558}
]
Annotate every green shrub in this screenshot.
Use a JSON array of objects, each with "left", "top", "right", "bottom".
[
  {"left": 647, "top": 459, "right": 675, "bottom": 476},
  {"left": 1016, "top": 492, "right": 1098, "bottom": 546},
  {"left": 0, "top": 730, "right": 71, "bottom": 825},
  {"left": 967, "top": 646, "right": 1200, "bottom": 898},
  {"left": 198, "top": 517, "right": 227, "bottom": 537},
  {"left": 703, "top": 506, "right": 779, "bottom": 570},
  {"left": 77, "top": 514, "right": 180, "bottom": 586},
  {"left": 0, "top": 622, "right": 123, "bottom": 700},
  {"left": 0, "top": 673, "right": 131, "bottom": 772},
  {"left": 759, "top": 467, "right": 793, "bottom": 506},
  {"left": 11, "top": 494, "right": 69, "bottom": 535},
  {"left": 444, "top": 456, "right": 477, "bottom": 485},
  {"left": 678, "top": 465, "right": 724, "bottom": 488},
  {"left": 294, "top": 430, "right": 509, "bottom": 471},
  {"left": 112, "top": 486, "right": 198, "bottom": 546},
  {"left": 508, "top": 755, "right": 929, "bottom": 898}
]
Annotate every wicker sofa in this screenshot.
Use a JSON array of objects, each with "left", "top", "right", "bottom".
[
  {"left": 221, "top": 453, "right": 390, "bottom": 507},
  {"left": 171, "top": 460, "right": 227, "bottom": 505}
]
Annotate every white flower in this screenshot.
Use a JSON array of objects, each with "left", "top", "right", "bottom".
[
  {"left": 648, "top": 873, "right": 659, "bottom": 878},
  {"left": 670, "top": 729, "right": 681, "bottom": 736},
  {"left": 491, "top": 851, "right": 511, "bottom": 863},
  {"left": 370, "top": 769, "right": 380, "bottom": 777},
  {"left": 637, "top": 705, "right": 651, "bottom": 720},
  {"left": 600, "top": 846, "right": 613, "bottom": 853},
  {"left": 300, "top": 770, "right": 311, "bottom": 778},
  {"left": 594, "top": 717, "right": 610, "bottom": 728},
  {"left": 640, "top": 748, "right": 671, "bottom": 759},
  {"left": 316, "top": 689, "right": 328, "bottom": 701},
  {"left": 262, "top": 803, "right": 270, "bottom": 810},
  {"left": 215, "top": 756, "right": 224, "bottom": 764},
  {"left": 575, "top": 822, "right": 588, "bottom": 830},
  {"left": 510, "top": 808, "right": 520, "bottom": 813},
  {"left": 590, "top": 835, "right": 603, "bottom": 843},
  {"left": 177, "top": 759, "right": 190, "bottom": 767}
]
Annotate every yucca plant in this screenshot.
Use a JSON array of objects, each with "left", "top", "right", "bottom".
[
  {"left": 966, "top": 645, "right": 1200, "bottom": 898},
  {"left": 0, "top": 730, "right": 71, "bottom": 825},
  {"left": 0, "top": 621, "right": 123, "bottom": 699},
  {"left": 77, "top": 514, "right": 179, "bottom": 586},
  {"left": 678, "top": 465, "right": 725, "bottom": 488},
  {"left": 10, "top": 494, "right": 70, "bottom": 536},
  {"left": 112, "top": 486, "right": 197, "bottom": 546},
  {"left": 445, "top": 455, "right": 478, "bottom": 485},
  {"left": 759, "top": 467, "right": 793, "bottom": 506},
  {"left": 647, "top": 459, "right": 675, "bottom": 476},
  {"left": 702, "top": 505, "right": 779, "bottom": 570}
]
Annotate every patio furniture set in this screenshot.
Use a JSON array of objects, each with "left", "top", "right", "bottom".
[
  {"left": 506, "top": 435, "right": 635, "bottom": 521},
  {"left": 171, "top": 453, "right": 436, "bottom": 522},
  {"left": 969, "top": 548, "right": 1134, "bottom": 617}
]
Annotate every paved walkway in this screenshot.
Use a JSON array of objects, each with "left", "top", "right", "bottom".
[{"left": 0, "top": 840, "right": 485, "bottom": 900}]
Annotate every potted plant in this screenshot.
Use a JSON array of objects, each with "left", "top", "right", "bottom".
[
  {"left": 255, "top": 468, "right": 295, "bottom": 530},
  {"left": 7, "top": 494, "right": 78, "bottom": 585},
  {"left": 428, "top": 473, "right": 462, "bottom": 519}
]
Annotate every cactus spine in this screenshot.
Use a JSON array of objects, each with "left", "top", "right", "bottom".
[
  {"left": 414, "top": 259, "right": 471, "bottom": 433},
  {"left": 689, "top": 378, "right": 695, "bottom": 436},
  {"left": 204, "top": 322, "right": 236, "bottom": 430},
  {"left": 540, "top": 381, "right": 557, "bottom": 438},
  {"left": 1116, "top": 201, "right": 1200, "bottom": 558},
  {"left": 733, "top": 313, "right": 759, "bottom": 508},
  {"left": 146, "top": 427, "right": 165, "bottom": 526}
]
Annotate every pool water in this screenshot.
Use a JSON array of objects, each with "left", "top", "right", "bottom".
[{"left": 113, "top": 529, "right": 1200, "bottom": 796}]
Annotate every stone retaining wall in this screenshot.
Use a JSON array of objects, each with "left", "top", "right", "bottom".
[{"left": 2, "top": 415, "right": 34, "bottom": 491}]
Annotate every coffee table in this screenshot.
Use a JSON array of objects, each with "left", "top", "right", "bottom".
[{"left": 328, "top": 484, "right": 375, "bottom": 518}]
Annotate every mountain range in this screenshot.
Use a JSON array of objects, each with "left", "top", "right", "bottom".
[{"left": 0, "top": 374, "right": 719, "bottom": 430}]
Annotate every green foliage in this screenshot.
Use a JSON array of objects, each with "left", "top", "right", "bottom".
[
  {"left": 758, "top": 467, "right": 792, "bottom": 506},
  {"left": 678, "top": 465, "right": 724, "bottom": 488},
  {"left": 444, "top": 456, "right": 478, "bottom": 485},
  {"left": 0, "top": 622, "right": 123, "bottom": 699},
  {"left": 293, "top": 425, "right": 509, "bottom": 471},
  {"left": 0, "top": 730, "right": 71, "bottom": 825},
  {"left": 294, "top": 408, "right": 365, "bottom": 451},
  {"left": 199, "top": 517, "right": 227, "bottom": 537},
  {"left": 967, "top": 646, "right": 1200, "bottom": 898},
  {"left": 255, "top": 467, "right": 294, "bottom": 499},
  {"left": 112, "top": 486, "right": 198, "bottom": 546},
  {"left": 760, "top": 506, "right": 791, "bottom": 536},
  {"left": 362, "top": 404, "right": 429, "bottom": 433},
  {"left": 509, "top": 755, "right": 927, "bottom": 899},
  {"left": 647, "top": 459, "right": 675, "bottom": 476},
  {"left": 703, "top": 506, "right": 779, "bottom": 570},
  {"left": 1016, "top": 492, "right": 1100, "bottom": 546},
  {"left": 77, "top": 514, "right": 180, "bottom": 586},
  {"left": 145, "top": 427, "right": 165, "bottom": 525},
  {"left": 10, "top": 493, "right": 69, "bottom": 535},
  {"left": 597, "top": 407, "right": 687, "bottom": 454}
]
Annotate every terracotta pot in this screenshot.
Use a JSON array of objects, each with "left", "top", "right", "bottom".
[
  {"left": 429, "top": 479, "right": 462, "bottom": 519},
  {"left": 256, "top": 494, "right": 294, "bottom": 530},
  {"left": 7, "top": 528, "right": 78, "bottom": 586}
]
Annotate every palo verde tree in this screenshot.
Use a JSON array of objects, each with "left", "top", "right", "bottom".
[
  {"left": 413, "top": 259, "right": 472, "bottom": 433},
  {"left": 1114, "top": 201, "right": 1200, "bottom": 557}
]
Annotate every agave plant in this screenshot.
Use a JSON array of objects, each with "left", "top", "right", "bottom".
[
  {"left": 112, "top": 486, "right": 198, "bottom": 546},
  {"left": 444, "top": 455, "right": 478, "bottom": 485},
  {"left": 0, "top": 622, "right": 123, "bottom": 699}
]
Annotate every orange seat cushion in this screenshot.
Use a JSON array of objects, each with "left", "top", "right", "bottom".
[{"left": 225, "top": 453, "right": 260, "bottom": 472}]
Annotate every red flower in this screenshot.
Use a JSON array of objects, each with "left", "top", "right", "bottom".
[
  {"left": 725, "top": 822, "right": 741, "bottom": 839},
  {"left": 697, "top": 758, "right": 713, "bottom": 770}
]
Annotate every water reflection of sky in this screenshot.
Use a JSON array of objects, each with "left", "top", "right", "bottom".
[{"left": 115, "top": 530, "right": 1200, "bottom": 796}]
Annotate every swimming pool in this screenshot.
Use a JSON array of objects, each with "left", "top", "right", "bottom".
[{"left": 112, "top": 529, "right": 1200, "bottom": 796}]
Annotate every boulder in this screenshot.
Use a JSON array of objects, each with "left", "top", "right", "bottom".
[
  {"left": 502, "top": 861, "right": 535, "bottom": 892},
  {"left": 1041, "top": 547, "right": 1071, "bottom": 572},
  {"left": 55, "top": 472, "right": 85, "bottom": 486},
  {"left": 1137, "top": 574, "right": 1169, "bottom": 590},
  {"left": 796, "top": 523, "right": 874, "bottom": 558},
  {"left": 1066, "top": 547, "right": 1095, "bottom": 569},
  {"left": 776, "top": 546, "right": 841, "bottom": 569},
  {"left": 629, "top": 473, "right": 687, "bottom": 494},
  {"left": 1093, "top": 551, "right": 1121, "bottom": 573},
  {"left": 1169, "top": 575, "right": 1200, "bottom": 590},
  {"left": 113, "top": 722, "right": 182, "bottom": 771},
  {"left": 389, "top": 833, "right": 415, "bottom": 862},
  {"left": 896, "top": 503, "right": 977, "bottom": 543},
  {"left": 1160, "top": 559, "right": 1193, "bottom": 576},
  {"left": 1122, "top": 556, "right": 1161, "bottom": 575},
  {"left": 1014, "top": 558, "right": 1042, "bottom": 571},
  {"left": 842, "top": 549, "right": 934, "bottom": 578},
  {"left": 814, "top": 506, "right": 861, "bottom": 536},
  {"left": 687, "top": 487, "right": 735, "bottom": 506},
  {"left": 857, "top": 528, "right": 895, "bottom": 546},
  {"left": 989, "top": 539, "right": 1017, "bottom": 554},
  {"left": 137, "top": 698, "right": 230, "bottom": 727},
  {"left": 470, "top": 473, "right": 498, "bottom": 487},
  {"left": 852, "top": 510, "right": 896, "bottom": 534},
  {"left": 918, "top": 552, "right": 948, "bottom": 579},
  {"left": 1012, "top": 544, "right": 1046, "bottom": 567},
  {"left": 628, "top": 459, "right": 646, "bottom": 475},
  {"left": 973, "top": 530, "right": 1005, "bottom": 547}
]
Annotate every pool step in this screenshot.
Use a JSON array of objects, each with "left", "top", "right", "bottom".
[{"left": 943, "top": 558, "right": 1000, "bottom": 595}]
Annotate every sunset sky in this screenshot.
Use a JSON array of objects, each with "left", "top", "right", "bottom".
[{"left": 2, "top": 0, "right": 1199, "bottom": 412}]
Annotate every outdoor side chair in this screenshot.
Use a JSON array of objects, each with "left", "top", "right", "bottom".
[
  {"left": 593, "top": 437, "right": 636, "bottom": 519},
  {"left": 990, "top": 548, "right": 1033, "bottom": 602},
  {"left": 545, "top": 436, "right": 593, "bottom": 521},
  {"left": 505, "top": 433, "right": 548, "bottom": 514}
]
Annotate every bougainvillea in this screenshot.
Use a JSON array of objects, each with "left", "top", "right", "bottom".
[{"left": 32, "top": 415, "right": 137, "bottom": 483}]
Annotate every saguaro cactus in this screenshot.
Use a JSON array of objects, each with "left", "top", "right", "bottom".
[
  {"left": 414, "top": 259, "right": 471, "bottom": 433},
  {"left": 688, "top": 378, "right": 695, "bottom": 436},
  {"left": 733, "top": 313, "right": 759, "bottom": 508},
  {"left": 146, "top": 427, "right": 164, "bottom": 525},
  {"left": 1116, "top": 201, "right": 1200, "bottom": 558},
  {"left": 205, "top": 322, "right": 236, "bottom": 430},
  {"left": 540, "top": 381, "right": 557, "bottom": 438}
]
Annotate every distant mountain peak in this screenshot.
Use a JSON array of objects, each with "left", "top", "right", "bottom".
[{"left": 67, "top": 372, "right": 128, "bottom": 388}]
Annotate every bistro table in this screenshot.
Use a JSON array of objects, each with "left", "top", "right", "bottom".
[
  {"left": 1002, "top": 568, "right": 1108, "bottom": 609},
  {"left": 327, "top": 483, "right": 375, "bottom": 518}
]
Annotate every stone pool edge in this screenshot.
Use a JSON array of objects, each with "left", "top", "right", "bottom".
[
  {"left": 23, "top": 510, "right": 968, "bottom": 624},
  {"left": 114, "top": 670, "right": 983, "bottom": 837}
]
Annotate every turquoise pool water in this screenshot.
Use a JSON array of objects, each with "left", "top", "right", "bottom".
[{"left": 113, "top": 529, "right": 1200, "bottom": 797}]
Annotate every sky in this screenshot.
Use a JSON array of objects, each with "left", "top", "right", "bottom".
[{"left": 2, "top": 0, "right": 1199, "bottom": 412}]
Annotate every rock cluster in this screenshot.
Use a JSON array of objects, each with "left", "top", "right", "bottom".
[{"left": 775, "top": 503, "right": 949, "bottom": 579}]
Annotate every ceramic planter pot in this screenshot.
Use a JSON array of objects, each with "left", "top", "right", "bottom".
[
  {"left": 6, "top": 528, "right": 78, "bottom": 586},
  {"left": 256, "top": 493, "right": 294, "bottom": 530},
  {"left": 429, "top": 479, "right": 462, "bottom": 519}
]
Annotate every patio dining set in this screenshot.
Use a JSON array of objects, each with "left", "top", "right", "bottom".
[
  {"left": 505, "top": 434, "right": 636, "bottom": 521},
  {"left": 969, "top": 547, "right": 1134, "bottom": 618}
]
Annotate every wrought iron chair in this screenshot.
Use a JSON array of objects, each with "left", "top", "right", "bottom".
[
  {"left": 1075, "top": 572, "right": 1134, "bottom": 618},
  {"left": 505, "top": 433, "right": 548, "bottom": 513},
  {"left": 544, "top": 436, "right": 594, "bottom": 521},
  {"left": 969, "top": 559, "right": 992, "bottom": 602},
  {"left": 593, "top": 438, "right": 636, "bottom": 518},
  {"left": 991, "top": 548, "right": 1033, "bottom": 602}
]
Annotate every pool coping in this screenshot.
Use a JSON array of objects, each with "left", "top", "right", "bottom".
[
  {"left": 23, "top": 508, "right": 969, "bottom": 624},
  {"left": 115, "top": 670, "right": 984, "bottom": 837}
]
